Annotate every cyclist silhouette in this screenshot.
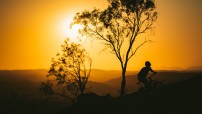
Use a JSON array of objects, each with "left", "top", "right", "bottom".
[{"left": 137, "top": 61, "right": 157, "bottom": 90}]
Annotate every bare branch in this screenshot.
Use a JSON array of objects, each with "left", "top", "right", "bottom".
[{"left": 128, "top": 38, "right": 152, "bottom": 60}]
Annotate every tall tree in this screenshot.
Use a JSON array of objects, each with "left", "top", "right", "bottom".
[
  {"left": 72, "top": 0, "right": 157, "bottom": 97},
  {"left": 40, "top": 38, "right": 92, "bottom": 102}
]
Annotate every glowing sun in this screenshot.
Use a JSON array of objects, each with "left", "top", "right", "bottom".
[
  {"left": 58, "top": 16, "right": 82, "bottom": 43},
  {"left": 68, "top": 24, "right": 82, "bottom": 41}
]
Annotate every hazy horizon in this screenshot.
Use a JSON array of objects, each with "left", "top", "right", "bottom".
[{"left": 0, "top": 66, "right": 202, "bottom": 71}]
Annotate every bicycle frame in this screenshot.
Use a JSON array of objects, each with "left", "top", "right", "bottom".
[{"left": 137, "top": 72, "right": 163, "bottom": 92}]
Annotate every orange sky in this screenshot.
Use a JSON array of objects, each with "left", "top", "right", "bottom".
[{"left": 0, "top": 0, "right": 202, "bottom": 70}]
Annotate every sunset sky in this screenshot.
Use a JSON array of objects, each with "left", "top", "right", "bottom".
[{"left": 0, "top": 0, "right": 201, "bottom": 70}]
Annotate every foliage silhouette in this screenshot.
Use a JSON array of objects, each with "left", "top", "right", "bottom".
[
  {"left": 40, "top": 38, "right": 92, "bottom": 102},
  {"left": 72, "top": 0, "right": 158, "bottom": 97}
]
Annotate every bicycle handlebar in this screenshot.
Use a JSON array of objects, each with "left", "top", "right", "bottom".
[{"left": 148, "top": 72, "right": 157, "bottom": 79}]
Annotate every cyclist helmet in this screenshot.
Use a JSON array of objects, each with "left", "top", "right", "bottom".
[{"left": 145, "top": 61, "right": 151, "bottom": 67}]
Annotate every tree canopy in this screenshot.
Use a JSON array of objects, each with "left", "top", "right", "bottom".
[
  {"left": 40, "top": 38, "right": 92, "bottom": 102},
  {"left": 72, "top": 0, "right": 158, "bottom": 96}
]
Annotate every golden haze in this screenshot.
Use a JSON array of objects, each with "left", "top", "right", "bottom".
[{"left": 0, "top": 0, "right": 201, "bottom": 70}]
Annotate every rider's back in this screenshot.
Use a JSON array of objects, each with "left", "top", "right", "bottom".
[{"left": 138, "top": 66, "right": 152, "bottom": 80}]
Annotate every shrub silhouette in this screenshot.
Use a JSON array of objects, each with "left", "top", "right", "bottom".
[{"left": 40, "top": 38, "right": 92, "bottom": 102}]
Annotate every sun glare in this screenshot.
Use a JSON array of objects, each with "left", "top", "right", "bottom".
[
  {"left": 58, "top": 16, "right": 82, "bottom": 43},
  {"left": 68, "top": 24, "right": 82, "bottom": 42}
]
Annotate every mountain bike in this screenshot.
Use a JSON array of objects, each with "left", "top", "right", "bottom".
[{"left": 137, "top": 73, "right": 164, "bottom": 93}]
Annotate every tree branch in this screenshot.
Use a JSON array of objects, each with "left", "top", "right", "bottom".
[{"left": 128, "top": 38, "right": 151, "bottom": 60}]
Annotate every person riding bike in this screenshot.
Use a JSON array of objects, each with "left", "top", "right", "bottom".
[{"left": 137, "top": 61, "right": 157, "bottom": 89}]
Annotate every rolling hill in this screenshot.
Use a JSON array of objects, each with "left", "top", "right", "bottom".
[{"left": 0, "top": 69, "right": 201, "bottom": 114}]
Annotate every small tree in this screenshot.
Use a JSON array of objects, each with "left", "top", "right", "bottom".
[
  {"left": 40, "top": 38, "right": 92, "bottom": 102},
  {"left": 72, "top": 0, "right": 157, "bottom": 97}
]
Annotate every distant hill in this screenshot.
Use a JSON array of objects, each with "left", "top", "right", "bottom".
[
  {"left": 0, "top": 69, "right": 48, "bottom": 83},
  {"left": 89, "top": 69, "right": 136, "bottom": 82},
  {"left": 186, "top": 66, "right": 202, "bottom": 71},
  {"left": 0, "top": 69, "right": 137, "bottom": 82},
  {"left": 86, "top": 81, "right": 115, "bottom": 96}
]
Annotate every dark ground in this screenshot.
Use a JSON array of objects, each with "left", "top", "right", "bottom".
[
  {"left": 0, "top": 70, "right": 201, "bottom": 114},
  {"left": 57, "top": 73, "right": 202, "bottom": 114}
]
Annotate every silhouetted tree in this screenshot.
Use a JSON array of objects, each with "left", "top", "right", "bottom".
[
  {"left": 72, "top": 0, "right": 157, "bottom": 97},
  {"left": 40, "top": 38, "right": 92, "bottom": 102}
]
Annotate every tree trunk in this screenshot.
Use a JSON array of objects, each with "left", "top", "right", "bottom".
[
  {"left": 80, "top": 84, "right": 85, "bottom": 95},
  {"left": 120, "top": 68, "right": 126, "bottom": 97}
]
